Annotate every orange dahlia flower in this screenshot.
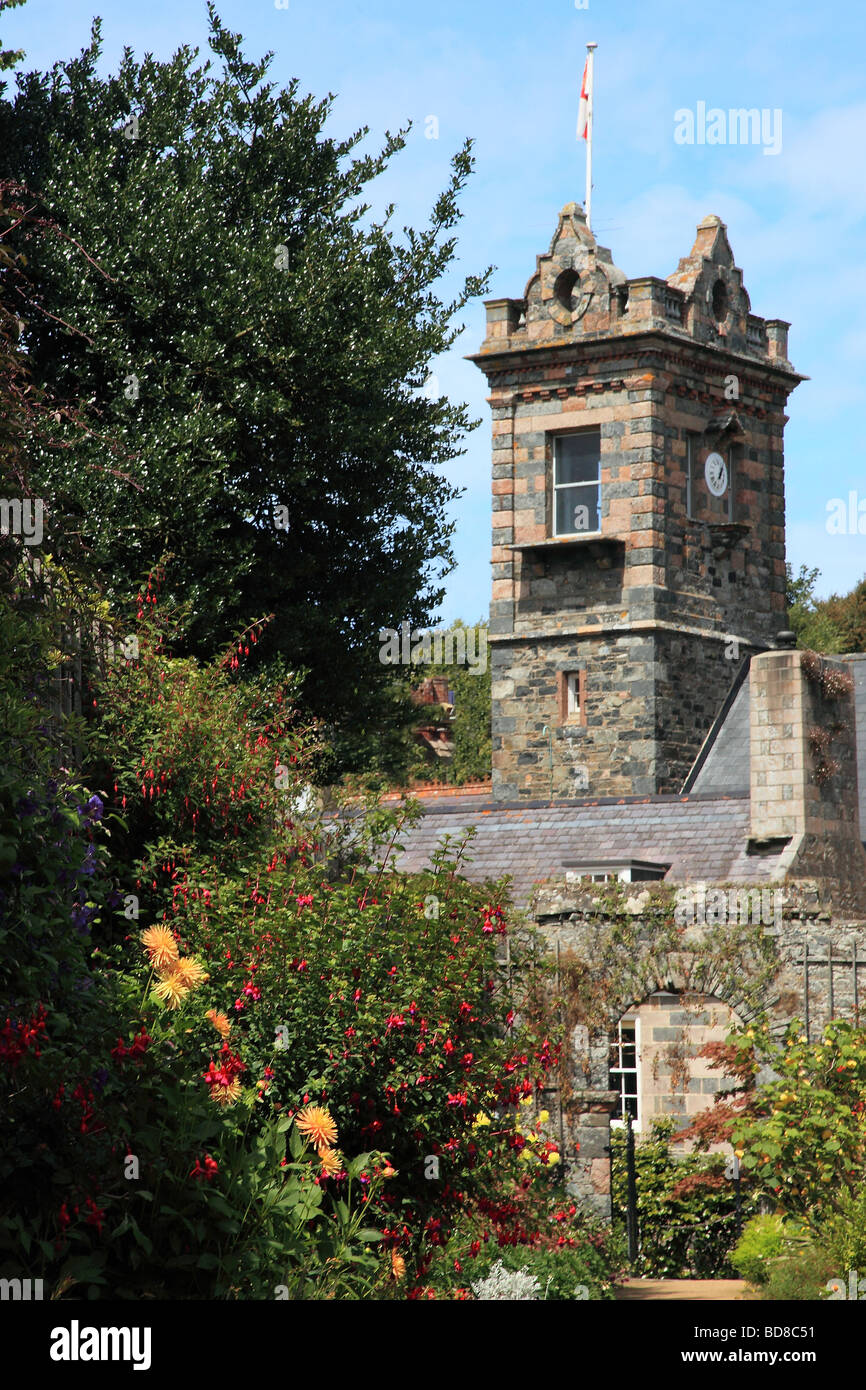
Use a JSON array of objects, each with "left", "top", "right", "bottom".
[
  {"left": 140, "top": 926, "right": 178, "bottom": 970},
  {"left": 319, "top": 1147, "right": 344, "bottom": 1177},
  {"left": 171, "top": 957, "right": 209, "bottom": 989},
  {"left": 206, "top": 1009, "right": 231, "bottom": 1038},
  {"left": 294, "top": 1104, "right": 338, "bottom": 1153}
]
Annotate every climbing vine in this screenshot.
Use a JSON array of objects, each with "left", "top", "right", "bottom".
[{"left": 801, "top": 650, "right": 854, "bottom": 789}]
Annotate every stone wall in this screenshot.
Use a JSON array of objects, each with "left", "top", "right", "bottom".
[
  {"left": 526, "top": 879, "right": 866, "bottom": 1217},
  {"left": 749, "top": 648, "right": 866, "bottom": 910},
  {"left": 491, "top": 625, "right": 757, "bottom": 801}
]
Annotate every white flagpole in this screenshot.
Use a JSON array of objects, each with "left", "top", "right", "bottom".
[{"left": 585, "top": 42, "right": 596, "bottom": 230}]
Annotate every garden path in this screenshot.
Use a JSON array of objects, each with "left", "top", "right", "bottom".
[{"left": 615, "top": 1279, "right": 749, "bottom": 1301}]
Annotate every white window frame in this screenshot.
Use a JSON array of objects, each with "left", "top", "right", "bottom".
[
  {"left": 552, "top": 433, "right": 602, "bottom": 538},
  {"left": 610, "top": 1015, "right": 642, "bottom": 1132},
  {"left": 566, "top": 672, "right": 581, "bottom": 718}
]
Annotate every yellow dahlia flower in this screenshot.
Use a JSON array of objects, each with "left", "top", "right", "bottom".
[
  {"left": 391, "top": 1251, "right": 406, "bottom": 1281},
  {"left": 210, "top": 1078, "right": 242, "bottom": 1107},
  {"left": 152, "top": 973, "right": 190, "bottom": 1010}
]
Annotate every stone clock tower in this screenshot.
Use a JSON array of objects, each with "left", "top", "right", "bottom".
[{"left": 470, "top": 204, "right": 803, "bottom": 801}]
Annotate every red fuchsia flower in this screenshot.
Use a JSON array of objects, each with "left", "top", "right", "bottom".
[
  {"left": 84, "top": 1197, "right": 105, "bottom": 1232},
  {"left": 0, "top": 1005, "right": 48, "bottom": 1067},
  {"left": 443, "top": 1038, "right": 455, "bottom": 1055},
  {"left": 52, "top": 1084, "right": 65, "bottom": 1110},
  {"left": 296, "top": 894, "right": 313, "bottom": 908},
  {"left": 242, "top": 982, "right": 261, "bottom": 1001},
  {"left": 190, "top": 1154, "right": 219, "bottom": 1182},
  {"left": 385, "top": 1013, "right": 406, "bottom": 1031},
  {"left": 72, "top": 1082, "right": 96, "bottom": 1133},
  {"left": 447, "top": 1092, "right": 468, "bottom": 1107},
  {"left": 58, "top": 1202, "right": 71, "bottom": 1230}
]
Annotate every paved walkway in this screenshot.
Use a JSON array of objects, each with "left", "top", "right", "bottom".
[{"left": 615, "top": 1279, "right": 749, "bottom": 1301}]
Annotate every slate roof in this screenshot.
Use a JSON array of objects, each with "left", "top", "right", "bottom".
[
  {"left": 389, "top": 791, "right": 780, "bottom": 908},
  {"left": 688, "top": 669, "right": 751, "bottom": 796},
  {"left": 384, "top": 651, "right": 866, "bottom": 908}
]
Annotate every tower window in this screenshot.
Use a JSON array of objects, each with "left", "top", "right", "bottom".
[
  {"left": 552, "top": 431, "right": 601, "bottom": 536},
  {"left": 558, "top": 669, "right": 587, "bottom": 724},
  {"left": 711, "top": 278, "right": 728, "bottom": 322}
]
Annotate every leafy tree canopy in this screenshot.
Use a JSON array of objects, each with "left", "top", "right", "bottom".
[{"left": 0, "top": 4, "right": 491, "bottom": 777}]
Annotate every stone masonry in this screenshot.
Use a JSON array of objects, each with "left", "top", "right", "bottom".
[{"left": 749, "top": 648, "right": 866, "bottom": 910}]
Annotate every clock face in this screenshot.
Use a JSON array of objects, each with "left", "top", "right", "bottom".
[{"left": 704, "top": 451, "right": 728, "bottom": 497}]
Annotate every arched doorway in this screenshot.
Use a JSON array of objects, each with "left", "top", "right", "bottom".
[{"left": 609, "top": 991, "right": 742, "bottom": 1146}]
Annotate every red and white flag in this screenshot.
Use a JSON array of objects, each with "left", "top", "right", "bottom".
[{"left": 577, "top": 55, "right": 592, "bottom": 140}]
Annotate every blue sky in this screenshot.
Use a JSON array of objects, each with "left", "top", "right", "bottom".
[{"left": 4, "top": 0, "right": 866, "bottom": 623}]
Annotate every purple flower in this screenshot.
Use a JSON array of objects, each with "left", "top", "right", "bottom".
[
  {"left": 85, "top": 795, "right": 104, "bottom": 822},
  {"left": 78, "top": 844, "right": 97, "bottom": 877},
  {"left": 71, "top": 899, "right": 95, "bottom": 932}
]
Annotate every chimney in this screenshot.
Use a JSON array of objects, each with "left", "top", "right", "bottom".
[{"left": 749, "top": 648, "right": 866, "bottom": 905}]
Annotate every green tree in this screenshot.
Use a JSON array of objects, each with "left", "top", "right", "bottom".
[
  {"left": 823, "top": 578, "right": 866, "bottom": 654},
  {"left": 0, "top": 5, "right": 491, "bottom": 776},
  {"left": 785, "top": 563, "right": 845, "bottom": 653}
]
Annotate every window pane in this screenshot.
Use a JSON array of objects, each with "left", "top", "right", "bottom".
[
  {"left": 555, "top": 484, "right": 600, "bottom": 535},
  {"left": 555, "top": 433, "right": 600, "bottom": 486}
]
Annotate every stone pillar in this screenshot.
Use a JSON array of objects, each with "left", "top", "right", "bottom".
[
  {"left": 750, "top": 648, "right": 866, "bottom": 907},
  {"left": 564, "top": 1089, "right": 619, "bottom": 1219}
]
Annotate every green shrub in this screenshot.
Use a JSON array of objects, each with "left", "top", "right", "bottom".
[
  {"left": 730, "top": 1214, "right": 788, "bottom": 1284},
  {"left": 469, "top": 1237, "right": 619, "bottom": 1301},
  {"left": 759, "top": 1245, "right": 835, "bottom": 1301},
  {"left": 817, "top": 1186, "right": 866, "bottom": 1276},
  {"left": 611, "top": 1118, "right": 757, "bottom": 1277}
]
